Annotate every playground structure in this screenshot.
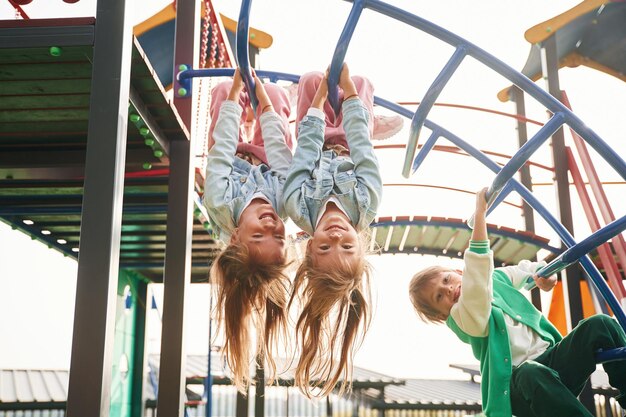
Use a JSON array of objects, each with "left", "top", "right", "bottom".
[{"left": 0, "top": 0, "right": 625, "bottom": 416}]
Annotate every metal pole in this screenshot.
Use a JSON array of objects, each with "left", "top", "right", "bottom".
[
  {"left": 66, "top": 0, "right": 132, "bottom": 415},
  {"left": 254, "top": 358, "right": 265, "bottom": 417},
  {"left": 131, "top": 279, "right": 149, "bottom": 417},
  {"left": 156, "top": 0, "right": 199, "bottom": 415},
  {"left": 540, "top": 34, "right": 593, "bottom": 414},
  {"left": 236, "top": 390, "right": 249, "bottom": 417}
]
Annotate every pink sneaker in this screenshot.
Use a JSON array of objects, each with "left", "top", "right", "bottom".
[
  {"left": 372, "top": 114, "right": 404, "bottom": 140},
  {"left": 284, "top": 83, "right": 299, "bottom": 107}
]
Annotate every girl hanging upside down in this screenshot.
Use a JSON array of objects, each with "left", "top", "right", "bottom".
[
  {"left": 283, "top": 63, "right": 383, "bottom": 397},
  {"left": 203, "top": 68, "right": 292, "bottom": 393}
]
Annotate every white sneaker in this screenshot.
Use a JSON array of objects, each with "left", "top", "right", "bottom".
[{"left": 373, "top": 114, "right": 404, "bottom": 140}]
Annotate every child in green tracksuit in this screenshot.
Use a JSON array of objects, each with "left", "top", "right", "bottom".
[{"left": 408, "top": 188, "right": 626, "bottom": 417}]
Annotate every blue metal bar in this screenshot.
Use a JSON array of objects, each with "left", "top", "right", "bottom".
[
  {"left": 328, "top": 0, "right": 365, "bottom": 115},
  {"left": 467, "top": 112, "right": 566, "bottom": 229},
  {"left": 373, "top": 96, "right": 413, "bottom": 118},
  {"left": 178, "top": 68, "right": 300, "bottom": 84},
  {"left": 488, "top": 182, "right": 513, "bottom": 218},
  {"left": 596, "top": 347, "right": 626, "bottom": 364},
  {"left": 235, "top": 0, "right": 257, "bottom": 111},
  {"left": 403, "top": 46, "right": 467, "bottom": 177},
  {"left": 487, "top": 113, "right": 565, "bottom": 209},
  {"left": 344, "top": 0, "right": 626, "bottom": 181},
  {"left": 411, "top": 130, "right": 439, "bottom": 173},
  {"left": 538, "top": 215, "right": 626, "bottom": 278}
]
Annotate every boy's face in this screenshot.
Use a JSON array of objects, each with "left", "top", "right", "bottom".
[
  {"left": 424, "top": 270, "right": 463, "bottom": 320},
  {"left": 234, "top": 199, "right": 286, "bottom": 264}
]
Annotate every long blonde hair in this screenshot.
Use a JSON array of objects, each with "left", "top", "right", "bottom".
[
  {"left": 289, "top": 233, "right": 373, "bottom": 398},
  {"left": 211, "top": 242, "right": 290, "bottom": 393}
]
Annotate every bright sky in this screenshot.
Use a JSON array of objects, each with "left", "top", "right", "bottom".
[{"left": 1, "top": 0, "right": 625, "bottom": 381}]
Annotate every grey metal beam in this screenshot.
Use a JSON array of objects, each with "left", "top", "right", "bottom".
[
  {"left": 156, "top": 139, "right": 195, "bottom": 416},
  {"left": 154, "top": 0, "right": 200, "bottom": 415},
  {"left": 377, "top": 387, "right": 385, "bottom": 417},
  {"left": 171, "top": 0, "right": 200, "bottom": 131},
  {"left": 0, "top": 194, "right": 167, "bottom": 206},
  {"left": 129, "top": 86, "right": 171, "bottom": 154},
  {"left": 0, "top": 402, "right": 66, "bottom": 411},
  {"left": 326, "top": 396, "right": 332, "bottom": 417},
  {"left": 255, "top": 359, "right": 265, "bottom": 417},
  {"left": 540, "top": 36, "right": 585, "bottom": 329},
  {"left": 351, "top": 391, "right": 360, "bottom": 417},
  {"left": 131, "top": 279, "right": 148, "bottom": 417},
  {"left": 0, "top": 20, "right": 95, "bottom": 48},
  {"left": 65, "top": 0, "right": 133, "bottom": 416},
  {"left": 236, "top": 390, "right": 249, "bottom": 417},
  {"left": 0, "top": 167, "right": 86, "bottom": 181},
  {"left": 0, "top": 148, "right": 160, "bottom": 168},
  {"left": 541, "top": 34, "right": 594, "bottom": 415}
]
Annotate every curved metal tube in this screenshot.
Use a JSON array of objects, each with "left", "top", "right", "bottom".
[
  {"left": 486, "top": 114, "right": 565, "bottom": 207},
  {"left": 178, "top": 68, "right": 300, "bottom": 84},
  {"left": 537, "top": 215, "right": 626, "bottom": 278},
  {"left": 404, "top": 46, "right": 466, "bottom": 177},
  {"left": 341, "top": 0, "right": 626, "bottom": 181},
  {"left": 488, "top": 182, "right": 513, "bottom": 218},
  {"left": 235, "top": 0, "right": 258, "bottom": 111},
  {"left": 411, "top": 131, "right": 439, "bottom": 173},
  {"left": 466, "top": 112, "right": 566, "bottom": 229},
  {"left": 328, "top": 0, "right": 365, "bottom": 115}
]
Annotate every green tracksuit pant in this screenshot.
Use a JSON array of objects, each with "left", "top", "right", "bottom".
[{"left": 510, "top": 315, "right": 626, "bottom": 417}]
